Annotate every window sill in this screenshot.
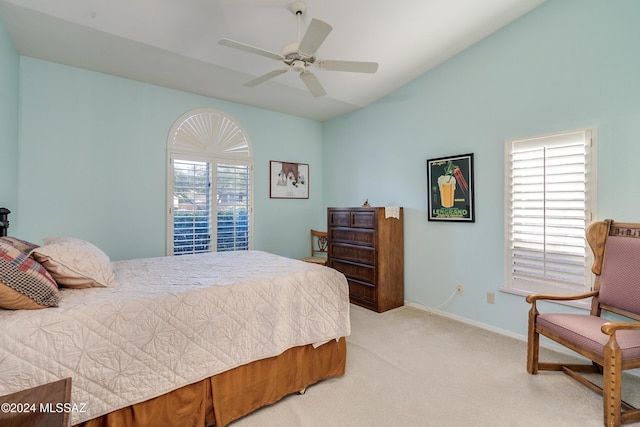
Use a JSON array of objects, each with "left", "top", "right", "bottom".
[{"left": 500, "top": 287, "right": 592, "bottom": 311}]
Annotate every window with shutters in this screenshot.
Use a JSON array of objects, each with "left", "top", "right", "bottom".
[
  {"left": 167, "top": 108, "right": 253, "bottom": 255},
  {"left": 504, "top": 127, "right": 596, "bottom": 296}
]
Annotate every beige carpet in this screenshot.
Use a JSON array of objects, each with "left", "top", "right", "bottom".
[{"left": 231, "top": 304, "right": 640, "bottom": 427}]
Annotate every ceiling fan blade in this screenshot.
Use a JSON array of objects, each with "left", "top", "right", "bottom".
[
  {"left": 299, "top": 71, "right": 326, "bottom": 97},
  {"left": 243, "top": 69, "right": 288, "bottom": 87},
  {"left": 298, "top": 18, "right": 332, "bottom": 58},
  {"left": 218, "top": 38, "right": 283, "bottom": 61},
  {"left": 317, "top": 60, "right": 379, "bottom": 73}
]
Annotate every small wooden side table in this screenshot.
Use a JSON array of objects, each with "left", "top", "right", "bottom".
[{"left": 0, "top": 378, "right": 72, "bottom": 427}]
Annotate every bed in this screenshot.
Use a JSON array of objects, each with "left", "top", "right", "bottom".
[{"left": 0, "top": 236, "right": 350, "bottom": 427}]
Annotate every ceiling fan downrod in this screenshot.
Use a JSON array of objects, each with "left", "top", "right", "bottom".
[{"left": 289, "top": 0, "right": 306, "bottom": 42}]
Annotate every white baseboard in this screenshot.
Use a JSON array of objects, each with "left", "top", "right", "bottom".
[
  {"left": 404, "top": 301, "right": 640, "bottom": 378},
  {"left": 404, "top": 301, "right": 585, "bottom": 360}
]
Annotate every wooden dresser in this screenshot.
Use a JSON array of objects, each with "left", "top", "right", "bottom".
[{"left": 327, "top": 207, "right": 404, "bottom": 312}]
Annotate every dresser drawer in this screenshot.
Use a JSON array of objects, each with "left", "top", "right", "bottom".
[
  {"left": 330, "top": 259, "right": 376, "bottom": 283},
  {"left": 348, "top": 278, "right": 376, "bottom": 303},
  {"left": 330, "top": 243, "right": 375, "bottom": 265},
  {"left": 328, "top": 210, "right": 351, "bottom": 227},
  {"left": 351, "top": 210, "right": 376, "bottom": 228},
  {"left": 329, "top": 228, "right": 375, "bottom": 246},
  {"left": 328, "top": 209, "right": 376, "bottom": 228}
]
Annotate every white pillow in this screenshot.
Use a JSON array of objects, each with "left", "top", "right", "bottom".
[{"left": 31, "top": 237, "right": 115, "bottom": 288}]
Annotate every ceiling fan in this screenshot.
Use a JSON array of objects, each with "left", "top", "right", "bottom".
[{"left": 218, "top": 0, "right": 378, "bottom": 97}]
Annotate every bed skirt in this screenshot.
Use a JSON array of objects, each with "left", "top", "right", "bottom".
[{"left": 74, "top": 337, "right": 346, "bottom": 427}]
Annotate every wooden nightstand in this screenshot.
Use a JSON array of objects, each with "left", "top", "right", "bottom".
[{"left": 0, "top": 378, "right": 72, "bottom": 427}]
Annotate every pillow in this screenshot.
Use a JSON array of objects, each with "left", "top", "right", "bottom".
[
  {"left": 0, "top": 241, "right": 59, "bottom": 309},
  {"left": 0, "top": 236, "right": 40, "bottom": 253},
  {"left": 31, "top": 237, "right": 115, "bottom": 288}
]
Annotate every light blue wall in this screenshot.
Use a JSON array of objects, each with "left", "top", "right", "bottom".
[
  {"left": 0, "top": 15, "right": 19, "bottom": 218},
  {"left": 5, "top": 0, "right": 640, "bottom": 339},
  {"left": 323, "top": 0, "right": 640, "bottom": 336},
  {"left": 16, "top": 58, "right": 324, "bottom": 261}
]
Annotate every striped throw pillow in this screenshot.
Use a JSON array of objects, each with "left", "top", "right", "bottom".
[{"left": 0, "top": 241, "right": 59, "bottom": 309}]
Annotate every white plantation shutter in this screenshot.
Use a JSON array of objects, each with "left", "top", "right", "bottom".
[
  {"left": 216, "top": 163, "right": 250, "bottom": 251},
  {"left": 505, "top": 128, "right": 596, "bottom": 295},
  {"left": 172, "top": 159, "right": 212, "bottom": 255},
  {"left": 167, "top": 108, "right": 253, "bottom": 255}
]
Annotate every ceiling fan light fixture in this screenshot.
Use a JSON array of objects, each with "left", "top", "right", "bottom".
[{"left": 292, "top": 60, "right": 306, "bottom": 73}]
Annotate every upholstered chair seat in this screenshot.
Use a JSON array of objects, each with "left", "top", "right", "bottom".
[{"left": 536, "top": 313, "right": 640, "bottom": 360}]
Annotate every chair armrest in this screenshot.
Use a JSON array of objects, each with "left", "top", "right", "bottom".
[
  {"left": 525, "top": 291, "right": 598, "bottom": 304},
  {"left": 601, "top": 321, "right": 640, "bottom": 335}
]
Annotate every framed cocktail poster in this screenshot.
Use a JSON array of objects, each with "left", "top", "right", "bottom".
[
  {"left": 427, "top": 153, "right": 474, "bottom": 222},
  {"left": 270, "top": 161, "right": 309, "bottom": 199}
]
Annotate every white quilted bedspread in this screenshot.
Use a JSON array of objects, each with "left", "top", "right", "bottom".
[{"left": 0, "top": 250, "right": 350, "bottom": 424}]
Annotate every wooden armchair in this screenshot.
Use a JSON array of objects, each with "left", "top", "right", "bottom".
[
  {"left": 300, "top": 229, "right": 328, "bottom": 266},
  {"left": 526, "top": 219, "right": 640, "bottom": 427}
]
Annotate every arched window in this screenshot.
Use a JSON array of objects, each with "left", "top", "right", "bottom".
[{"left": 167, "top": 108, "right": 253, "bottom": 255}]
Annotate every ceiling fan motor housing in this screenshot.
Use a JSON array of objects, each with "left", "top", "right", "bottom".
[
  {"left": 281, "top": 42, "right": 315, "bottom": 66},
  {"left": 281, "top": 42, "right": 300, "bottom": 57}
]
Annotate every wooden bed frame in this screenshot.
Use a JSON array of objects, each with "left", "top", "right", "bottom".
[{"left": 75, "top": 337, "right": 346, "bottom": 427}]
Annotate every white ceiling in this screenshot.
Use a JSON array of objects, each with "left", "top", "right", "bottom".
[{"left": 0, "top": 0, "right": 545, "bottom": 121}]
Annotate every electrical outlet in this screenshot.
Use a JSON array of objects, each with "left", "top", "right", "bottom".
[
  {"left": 456, "top": 284, "right": 464, "bottom": 296},
  {"left": 487, "top": 292, "right": 495, "bottom": 304}
]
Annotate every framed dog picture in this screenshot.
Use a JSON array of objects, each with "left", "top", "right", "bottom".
[
  {"left": 427, "top": 153, "right": 475, "bottom": 222},
  {"left": 270, "top": 161, "right": 309, "bottom": 199}
]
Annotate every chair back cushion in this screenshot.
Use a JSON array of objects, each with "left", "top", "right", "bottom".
[{"left": 598, "top": 235, "right": 640, "bottom": 315}]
